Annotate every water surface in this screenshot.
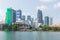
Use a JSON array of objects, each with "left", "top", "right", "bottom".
[{"left": 0, "top": 31, "right": 60, "bottom": 40}]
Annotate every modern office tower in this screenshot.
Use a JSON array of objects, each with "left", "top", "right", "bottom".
[
  {"left": 33, "top": 19, "right": 39, "bottom": 28},
  {"left": 16, "top": 10, "right": 22, "bottom": 19},
  {"left": 6, "top": 8, "right": 16, "bottom": 26},
  {"left": 12, "top": 9, "right": 16, "bottom": 23},
  {"left": 6, "top": 8, "right": 12, "bottom": 26},
  {"left": 37, "top": 9, "right": 43, "bottom": 25},
  {"left": 22, "top": 15, "right": 25, "bottom": 21},
  {"left": 44, "top": 16, "right": 49, "bottom": 26},
  {"left": 49, "top": 17, "right": 53, "bottom": 25},
  {"left": 27, "top": 15, "right": 31, "bottom": 21},
  {"left": 27, "top": 15, "right": 32, "bottom": 27}
]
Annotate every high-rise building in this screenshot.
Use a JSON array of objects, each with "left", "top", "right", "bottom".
[
  {"left": 33, "top": 19, "right": 39, "bottom": 28},
  {"left": 16, "top": 10, "right": 22, "bottom": 19},
  {"left": 12, "top": 9, "right": 16, "bottom": 23},
  {"left": 37, "top": 9, "right": 43, "bottom": 25},
  {"left": 27, "top": 15, "right": 31, "bottom": 21},
  {"left": 6, "top": 8, "right": 12, "bottom": 26},
  {"left": 49, "top": 17, "right": 53, "bottom": 25},
  {"left": 44, "top": 16, "right": 49, "bottom": 26},
  {"left": 22, "top": 15, "right": 25, "bottom": 21},
  {"left": 6, "top": 8, "right": 16, "bottom": 26}
]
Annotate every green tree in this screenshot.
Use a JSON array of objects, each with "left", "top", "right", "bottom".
[{"left": 12, "top": 24, "right": 17, "bottom": 31}]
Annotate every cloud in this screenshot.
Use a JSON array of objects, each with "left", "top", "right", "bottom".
[
  {"left": 53, "top": 2, "right": 60, "bottom": 9},
  {"left": 37, "top": 5, "right": 48, "bottom": 11},
  {"left": 39, "top": 0, "right": 56, "bottom": 3}
]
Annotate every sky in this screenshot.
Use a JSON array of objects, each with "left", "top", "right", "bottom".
[{"left": 0, "top": 0, "right": 60, "bottom": 25}]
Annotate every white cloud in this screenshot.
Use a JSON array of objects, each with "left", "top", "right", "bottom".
[
  {"left": 53, "top": 2, "right": 60, "bottom": 9},
  {"left": 39, "top": 0, "right": 56, "bottom": 3},
  {"left": 37, "top": 5, "right": 48, "bottom": 11}
]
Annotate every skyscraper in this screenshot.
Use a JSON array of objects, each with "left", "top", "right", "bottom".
[
  {"left": 22, "top": 15, "right": 25, "bottom": 21},
  {"left": 37, "top": 9, "right": 43, "bottom": 24},
  {"left": 44, "top": 16, "right": 49, "bottom": 26},
  {"left": 12, "top": 9, "right": 16, "bottom": 23},
  {"left": 27, "top": 15, "right": 31, "bottom": 21},
  {"left": 6, "top": 8, "right": 12, "bottom": 26},
  {"left": 16, "top": 10, "right": 22, "bottom": 19},
  {"left": 6, "top": 8, "right": 16, "bottom": 26},
  {"left": 49, "top": 17, "right": 53, "bottom": 25}
]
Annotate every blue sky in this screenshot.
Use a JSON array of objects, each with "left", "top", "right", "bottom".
[{"left": 0, "top": 0, "right": 60, "bottom": 25}]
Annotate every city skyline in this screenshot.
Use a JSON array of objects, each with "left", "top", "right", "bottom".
[{"left": 0, "top": 0, "right": 60, "bottom": 25}]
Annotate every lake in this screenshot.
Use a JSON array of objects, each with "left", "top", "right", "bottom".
[{"left": 0, "top": 31, "right": 60, "bottom": 40}]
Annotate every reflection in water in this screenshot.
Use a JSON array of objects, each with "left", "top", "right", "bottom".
[
  {"left": 0, "top": 31, "right": 60, "bottom": 40},
  {"left": 5, "top": 31, "right": 11, "bottom": 40}
]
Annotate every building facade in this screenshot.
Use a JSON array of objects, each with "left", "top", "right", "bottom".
[
  {"left": 16, "top": 10, "right": 22, "bottom": 19},
  {"left": 12, "top": 9, "right": 16, "bottom": 23},
  {"left": 6, "top": 8, "right": 12, "bottom": 26},
  {"left": 6, "top": 8, "right": 16, "bottom": 26},
  {"left": 22, "top": 15, "right": 25, "bottom": 21},
  {"left": 49, "top": 17, "right": 53, "bottom": 25},
  {"left": 37, "top": 9, "right": 43, "bottom": 25},
  {"left": 27, "top": 15, "right": 31, "bottom": 21},
  {"left": 44, "top": 16, "right": 49, "bottom": 26}
]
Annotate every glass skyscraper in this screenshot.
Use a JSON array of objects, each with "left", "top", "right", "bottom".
[
  {"left": 49, "top": 17, "right": 53, "bottom": 25},
  {"left": 16, "top": 10, "right": 22, "bottom": 19},
  {"left": 6, "top": 8, "right": 12, "bottom": 26},
  {"left": 12, "top": 9, "right": 16, "bottom": 23},
  {"left": 6, "top": 8, "right": 16, "bottom": 26},
  {"left": 44, "top": 16, "right": 49, "bottom": 26},
  {"left": 37, "top": 9, "right": 43, "bottom": 24}
]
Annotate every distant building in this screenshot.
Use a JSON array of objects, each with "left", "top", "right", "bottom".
[
  {"left": 22, "top": 15, "right": 25, "bottom": 21},
  {"left": 12, "top": 9, "right": 16, "bottom": 23},
  {"left": 37, "top": 9, "right": 43, "bottom": 25},
  {"left": 27, "top": 15, "right": 33, "bottom": 27},
  {"left": 16, "top": 10, "right": 22, "bottom": 19},
  {"left": 49, "top": 17, "right": 53, "bottom": 25},
  {"left": 6, "top": 8, "right": 12, "bottom": 26},
  {"left": 33, "top": 19, "right": 39, "bottom": 28},
  {"left": 6, "top": 8, "right": 16, "bottom": 26},
  {"left": 27, "top": 15, "right": 31, "bottom": 21},
  {"left": 31, "top": 18, "right": 34, "bottom": 27},
  {"left": 44, "top": 16, "right": 49, "bottom": 26}
]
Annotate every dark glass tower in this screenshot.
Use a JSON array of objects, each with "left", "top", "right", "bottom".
[
  {"left": 37, "top": 9, "right": 43, "bottom": 24},
  {"left": 12, "top": 10, "right": 16, "bottom": 23}
]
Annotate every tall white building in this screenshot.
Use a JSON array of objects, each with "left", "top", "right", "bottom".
[{"left": 33, "top": 19, "right": 39, "bottom": 28}]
